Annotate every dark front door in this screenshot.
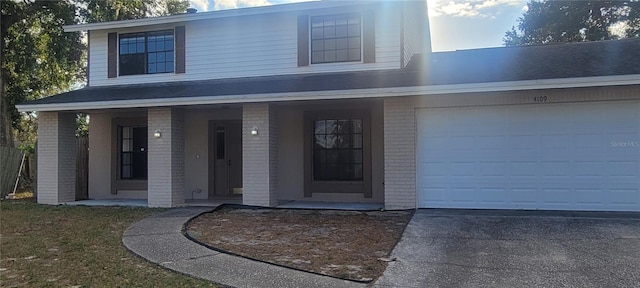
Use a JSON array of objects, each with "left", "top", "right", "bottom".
[{"left": 209, "top": 121, "right": 242, "bottom": 198}]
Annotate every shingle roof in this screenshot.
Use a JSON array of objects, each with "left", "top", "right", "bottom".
[{"left": 20, "top": 37, "right": 640, "bottom": 107}]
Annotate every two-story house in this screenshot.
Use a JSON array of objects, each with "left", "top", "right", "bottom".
[{"left": 17, "top": 0, "right": 640, "bottom": 211}]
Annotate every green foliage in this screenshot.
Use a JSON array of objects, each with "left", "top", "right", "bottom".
[
  {"left": 1, "top": 1, "right": 85, "bottom": 146},
  {"left": 504, "top": 0, "right": 640, "bottom": 46},
  {"left": 1, "top": 0, "right": 190, "bottom": 147}
]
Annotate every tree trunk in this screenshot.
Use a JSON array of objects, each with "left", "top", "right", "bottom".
[{"left": 1, "top": 71, "right": 14, "bottom": 147}]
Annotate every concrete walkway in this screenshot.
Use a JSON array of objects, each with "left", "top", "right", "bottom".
[{"left": 122, "top": 207, "right": 365, "bottom": 288}]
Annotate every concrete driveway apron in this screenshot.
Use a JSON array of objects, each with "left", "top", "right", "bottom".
[{"left": 374, "top": 210, "right": 640, "bottom": 288}]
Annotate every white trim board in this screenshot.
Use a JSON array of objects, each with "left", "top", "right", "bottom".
[{"left": 16, "top": 74, "right": 640, "bottom": 112}]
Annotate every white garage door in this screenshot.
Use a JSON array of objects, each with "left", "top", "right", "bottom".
[{"left": 417, "top": 101, "right": 640, "bottom": 211}]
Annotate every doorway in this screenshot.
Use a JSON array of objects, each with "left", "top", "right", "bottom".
[{"left": 209, "top": 120, "right": 242, "bottom": 198}]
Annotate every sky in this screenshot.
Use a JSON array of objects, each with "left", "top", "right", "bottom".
[{"left": 187, "top": 0, "right": 529, "bottom": 52}]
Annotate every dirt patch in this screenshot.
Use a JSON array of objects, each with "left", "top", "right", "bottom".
[{"left": 186, "top": 207, "right": 413, "bottom": 282}]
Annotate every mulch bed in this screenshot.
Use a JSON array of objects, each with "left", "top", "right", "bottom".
[{"left": 186, "top": 206, "right": 413, "bottom": 282}]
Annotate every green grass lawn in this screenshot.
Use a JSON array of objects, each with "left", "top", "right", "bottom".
[{"left": 0, "top": 199, "right": 217, "bottom": 287}]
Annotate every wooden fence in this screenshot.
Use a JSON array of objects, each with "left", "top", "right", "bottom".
[{"left": 1, "top": 145, "right": 24, "bottom": 198}]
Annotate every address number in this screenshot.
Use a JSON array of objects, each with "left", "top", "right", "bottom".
[{"left": 532, "top": 96, "right": 548, "bottom": 103}]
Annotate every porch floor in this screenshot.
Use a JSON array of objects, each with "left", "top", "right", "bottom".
[
  {"left": 65, "top": 199, "right": 148, "bottom": 207},
  {"left": 276, "top": 201, "right": 384, "bottom": 211}
]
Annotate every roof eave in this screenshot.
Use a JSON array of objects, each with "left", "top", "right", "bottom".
[{"left": 16, "top": 74, "right": 640, "bottom": 112}]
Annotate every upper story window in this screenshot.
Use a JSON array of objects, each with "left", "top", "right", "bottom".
[
  {"left": 311, "top": 13, "right": 361, "bottom": 64},
  {"left": 119, "top": 30, "right": 174, "bottom": 76}
]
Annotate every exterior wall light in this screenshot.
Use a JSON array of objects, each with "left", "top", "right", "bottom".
[
  {"left": 251, "top": 126, "right": 259, "bottom": 136},
  {"left": 154, "top": 129, "right": 162, "bottom": 138}
]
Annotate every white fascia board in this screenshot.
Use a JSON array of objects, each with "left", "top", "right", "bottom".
[
  {"left": 16, "top": 74, "right": 640, "bottom": 112},
  {"left": 63, "top": 0, "right": 366, "bottom": 32}
]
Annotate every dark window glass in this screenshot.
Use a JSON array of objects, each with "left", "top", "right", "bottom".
[
  {"left": 120, "top": 126, "right": 147, "bottom": 180},
  {"left": 310, "top": 13, "right": 361, "bottom": 64},
  {"left": 216, "top": 127, "right": 225, "bottom": 160},
  {"left": 119, "top": 30, "right": 174, "bottom": 76},
  {"left": 312, "top": 118, "right": 363, "bottom": 181}
]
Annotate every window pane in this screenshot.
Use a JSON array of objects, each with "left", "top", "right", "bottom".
[
  {"left": 311, "top": 17, "right": 323, "bottom": 28},
  {"left": 166, "top": 51, "right": 174, "bottom": 61},
  {"left": 351, "top": 119, "right": 362, "bottom": 133},
  {"left": 336, "top": 26, "right": 348, "bottom": 37},
  {"left": 326, "top": 150, "right": 338, "bottom": 163},
  {"left": 326, "top": 134, "right": 337, "bottom": 149},
  {"left": 122, "top": 166, "right": 131, "bottom": 179},
  {"left": 336, "top": 38, "right": 348, "bottom": 50},
  {"left": 314, "top": 120, "right": 326, "bottom": 134},
  {"left": 326, "top": 164, "right": 337, "bottom": 179},
  {"left": 312, "top": 28, "right": 323, "bottom": 39},
  {"left": 325, "top": 120, "right": 337, "bottom": 134},
  {"left": 157, "top": 52, "right": 165, "bottom": 62},
  {"left": 353, "top": 134, "right": 362, "bottom": 148},
  {"left": 323, "top": 15, "right": 336, "bottom": 26},
  {"left": 323, "top": 27, "right": 335, "bottom": 38},
  {"left": 348, "top": 24, "right": 360, "bottom": 36},
  {"left": 122, "top": 126, "right": 131, "bottom": 138},
  {"left": 337, "top": 149, "right": 350, "bottom": 163},
  {"left": 216, "top": 128, "right": 225, "bottom": 160},
  {"left": 148, "top": 41, "right": 156, "bottom": 52},
  {"left": 148, "top": 53, "right": 156, "bottom": 64},
  {"left": 313, "top": 149, "right": 326, "bottom": 165},
  {"left": 337, "top": 135, "right": 351, "bottom": 148},
  {"left": 324, "top": 39, "right": 336, "bottom": 50},
  {"left": 348, "top": 37, "right": 360, "bottom": 49},
  {"left": 122, "top": 153, "right": 131, "bottom": 165},
  {"left": 336, "top": 50, "right": 348, "bottom": 61},
  {"left": 349, "top": 49, "right": 361, "bottom": 61},
  {"left": 314, "top": 163, "right": 325, "bottom": 180},
  {"left": 336, "top": 120, "right": 350, "bottom": 133},
  {"left": 314, "top": 134, "right": 326, "bottom": 148},
  {"left": 120, "top": 44, "right": 128, "bottom": 54},
  {"left": 122, "top": 139, "right": 132, "bottom": 152},
  {"left": 312, "top": 40, "right": 324, "bottom": 51},
  {"left": 354, "top": 164, "right": 363, "bottom": 179},
  {"left": 148, "top": 63, "right": 156, "bottom": 74},
  {"left": 156, "top": 63, "right": 165, "bottom": 73},
  {"left": 336, "top": 15, "right": 348, "bottom": 25},
  {"left": 312, "top": 51, "right": 324, "bottom": 63},
  {"left": 136, "top": 42, "right": 145, "bottom": 52},
  {"left": 165, "top": 39, "right": 173, "bottom": 50},
  {"left": 348, "top": 14, "right": 360, "bottom": 25},
  {"left": 324, "top": 51, "right": 335, "bottom": 62},
  {"left": 166, "top": 61, "right": 174, "bottom": 72},
  {"left": 353, "top": 149, "right": 362, "bottom": 164}
]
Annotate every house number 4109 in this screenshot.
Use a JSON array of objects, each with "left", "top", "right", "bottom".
[{"left": 532, "top": 96, "right": 548, "bottom": 103}]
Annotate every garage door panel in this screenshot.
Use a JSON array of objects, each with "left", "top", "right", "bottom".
[{"left": 417, "top": 101, "right": 640, "bottom": 211}]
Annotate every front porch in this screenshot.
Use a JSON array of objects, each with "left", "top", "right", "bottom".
[{"left": 37, "top": 97, "right": 417, "bottom": 210}]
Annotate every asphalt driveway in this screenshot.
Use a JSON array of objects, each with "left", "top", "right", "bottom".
[{"left": 374, "top": 210, "right": 640, "bottom": 288}]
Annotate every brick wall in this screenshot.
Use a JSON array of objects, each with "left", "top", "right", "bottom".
[
  {"left": 242, "top": 103, "right": 278, "bottom": 206},
  {"left": 147, "top": 108, "right": 185, "bottom": 207},
  {"left": 37, "top": 112, "right": 77, "bottom": 204},
  {"left": 383, "top": 97, "right": 417, "bottom": 210}
]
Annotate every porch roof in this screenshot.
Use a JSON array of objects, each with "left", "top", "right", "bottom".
[{"left": 17, "top": 38, "right": 640, "bottom": 112}]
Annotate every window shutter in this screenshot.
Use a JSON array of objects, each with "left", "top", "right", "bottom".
[
  {"left": 298, "top": 15, "right": 309, "bottom": 67},
  {"left": 362, "top": 12, "right": 376, "bottom": 63},
  {"left": 175, "top": 26, "right": 186, "bottom": 74},
  {"left": 107, "top": 32, "right": 117, "bottom": 78}
]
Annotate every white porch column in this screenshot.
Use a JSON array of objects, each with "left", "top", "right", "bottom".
[
  {"left": 37, "top": 112, "right": 77, "bottom": 204},
  {"left": 242, "top": 103, "right": 279, "bottom": 207},
  {"left": 383, "top": 97, "right": 417, "bottom": 210},
  {"left": 147, "top": 108, "right": 185, "bottom": 207}
]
